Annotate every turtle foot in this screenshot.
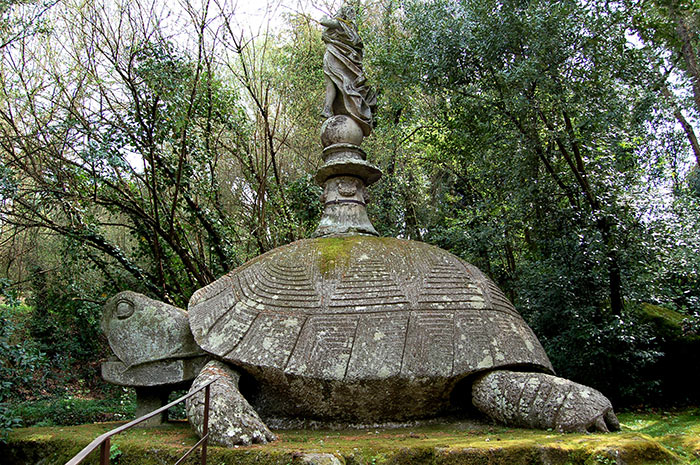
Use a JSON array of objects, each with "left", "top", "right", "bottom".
[
  {"left": 472, "top": 370, "right": 620, "bottom": 433},
  {"left": 186, "top": 360, "right": 276, "bottom": 446}
]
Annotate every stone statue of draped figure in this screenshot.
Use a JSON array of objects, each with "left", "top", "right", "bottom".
[{"left": 321, "top": 5, "right": 377, "bottom": 137}]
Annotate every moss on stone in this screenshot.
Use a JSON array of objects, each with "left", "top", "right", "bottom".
[
  {"left": 619, "top": 409, "right": 700, "bottom": 464},
  {"left": 314, "top": 235, "right": 417, "bottom": 278},
  {"left": 315, "top": 236, "right": 361, "bottom": 278},
  {"left": 636, "top": 303, "right": 687, "bottom": 333},
  {"left": 4, "top": 410, "right": 700, "bottom": 465}
]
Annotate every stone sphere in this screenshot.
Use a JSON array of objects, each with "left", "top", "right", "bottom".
[{"left": 321, "top": 115, "right": 364, "bottom": 147}]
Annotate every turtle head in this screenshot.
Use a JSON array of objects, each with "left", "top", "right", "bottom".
[{"left": 101, "top": 291, "right": 202, "bottom": 368}]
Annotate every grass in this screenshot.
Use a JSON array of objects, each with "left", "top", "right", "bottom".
[
  {"left": 2, "top": 408, "right": 699, "bottom": 464},
  {"left": 619, "top": 409, "right": 700, "bottom": 464}
]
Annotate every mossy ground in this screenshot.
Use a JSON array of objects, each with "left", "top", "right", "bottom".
[{"left": 3, "top": 409, "right": 699, "bottom": 465}]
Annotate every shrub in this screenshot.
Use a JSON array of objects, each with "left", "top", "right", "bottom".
[
  {"left": 8, "top": 390, "right": 135, "bottom": 427},
  {"left": 0, "top": 404, "right": 22, "bottom": 444}
]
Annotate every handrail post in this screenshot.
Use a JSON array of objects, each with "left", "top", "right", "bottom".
[
  {"left": 201, "top": 384, "right": 210, "bottom": 465},
  {"left": 66, "top": 377, "right": 219, "bottom": 465},
  {"left": 100, "top": 437, "right": 110, "bottom": 465}
]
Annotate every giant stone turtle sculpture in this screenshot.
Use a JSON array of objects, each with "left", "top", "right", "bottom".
[
  {"left": 101, "top": 4, "right": 620, "bottom": 447},
  {"left": 105, "top": 236, "right": 620, "bottom": 446}
]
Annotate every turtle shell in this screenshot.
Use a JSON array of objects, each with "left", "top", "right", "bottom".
[{"left": 188, "top": 236, "right": 553, "bottom": 421}]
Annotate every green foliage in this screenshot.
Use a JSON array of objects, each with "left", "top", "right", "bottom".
[
  {"left": 0, "top": 281, "right": 45, "bottom": 442},
  {"left": 541, "top": 308, "right": 663, "bottom": 405},
  {"left": 27, "top": 264, "right": 102, "bottom": 363},
  {"left": 7, "top": 391, "right": 135, "bottom": 427},
  {"left": 358, "top": 0, "right": 700, "bottom": 406},
  {"left": 285, "top": 175, "right": 323, "bottom": 236},
  {"left": 681, "top": 312, "right": 700, "bottom": 336},
  {"left": 0, "top": 404, "right": 22, "bottom": 444},
  {"left": 166, "top": 390, "right": 187, "bottom": 421},
  {"left": 110, "top": 443, "right": 123, "bottom": 461},
  {"left": 0, "top": 303, "right": 47, "bottom": 399}
]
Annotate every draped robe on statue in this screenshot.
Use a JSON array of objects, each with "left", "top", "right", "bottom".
[{"left": 322, "top": 19, "right": 376, "bottom": 136}]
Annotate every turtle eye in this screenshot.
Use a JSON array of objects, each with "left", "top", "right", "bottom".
[{"left": 115, "top": 299, "right": 135, "bottom": 319}]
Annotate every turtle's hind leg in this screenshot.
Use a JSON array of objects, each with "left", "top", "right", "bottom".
[
  {"left": 471, "top": 370, "right": 620, "bottom": 433},
  {"left": 186, "top": 360, "right": 276, "bottom": 446}
]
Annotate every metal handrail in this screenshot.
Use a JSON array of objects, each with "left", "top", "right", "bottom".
[{"left": 66, "top": 377, "right": 217, "bottom": 465}]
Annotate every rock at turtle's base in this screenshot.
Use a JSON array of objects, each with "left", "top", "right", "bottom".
[
  {"left": 186, "top": 360, "right": 276, "bottom": 446},
  {"left": 298, "top": 453, "right": 343, "bottom": 465},
  {"left": 471, "top": 370, "right": 620, "bottom": 433}
]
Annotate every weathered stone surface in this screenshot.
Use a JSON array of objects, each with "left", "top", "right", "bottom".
[
  {"left": 314, "top": 175, "right": 378, "bottom": 238},
  {"left": 313, "top": 144, "right": 381, "bottom": 237},
  {"left": 316, "top": 142, "right": 381, "bottom": 179},
  {"left": 101, "top": 357, "right": 208, "bottom": 387},
  {"left": 188, "top": 236, "right": 553, "bottom": 422},
  {"left": 471, "top": 370, "right": 621, "bottom": 433},
  {"left": 315, "top": 5, "right": 381, "bottom": 239},
  {"left": 314, "top": 199, "right": 378, "bottom": 237},
  {"left": 101, "top": 236, "right": 618, "bottom": 437},
  {"left": 186, "top": 360, "right": 276, "bottom": 446},
  {"left": 101, "top": 291, "right": 209, "bottom": 423},
  {"left": 298, "top": 453, "right": 343, "bottom": 465},
  {"left": 321, "top": 115, "right": 363, "bottom": 147}
]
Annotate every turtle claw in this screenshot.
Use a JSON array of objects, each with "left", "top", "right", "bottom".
[
  {"left": 230, "top": 406, "right": 276, "bottom": 446},
  {"left": 251, "top": 428, "right": 277, "bottom": 445},
  {"left": 240, "top": 414, "right": 277, "bottom": 445},
  {"left": 552, "top": 389, "right": 619, "bottom": 434},
  {"left": 555, "top": 394, "right": 621, "bottom": 434},
  {"left": 605, "top": 410, "right": 621, "bottom": 431},
  {"left": 581, "top": 408, "right": 619, "bottom": 433}
]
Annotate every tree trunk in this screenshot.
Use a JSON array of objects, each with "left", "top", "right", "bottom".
[
  {"left": 597, "top": 217, "right": 624, "bottom": 315},
  {"left": 672, "top": 7, "right": 700, "bottom": 116},
  {"left": 661, "top": 85, "right": 700, "bottom": 166}
]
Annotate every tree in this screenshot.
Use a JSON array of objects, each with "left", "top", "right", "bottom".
[
  {"left": 630, "top": 0, "right": 700, "bottom": 166},
  {"left": 396, "top": 0, "right": 667, "bottom": 314},
  {"left": 0, "top": 0, "right": 326, "bottom": 306},
  {"left": 361, "top": 0, "right": 700, "bottom": 402}
]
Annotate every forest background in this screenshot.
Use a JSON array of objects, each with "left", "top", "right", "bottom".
[{"left": 0, "top": 0, "right": 699, "bottom": 441}]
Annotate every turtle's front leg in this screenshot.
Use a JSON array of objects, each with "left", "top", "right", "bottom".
[
  {"left": 471, "top": 370, "right": 620, "bottom": 433},
  {"left": 186, "top": 360, "right": 276, "bottom": 446}
]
